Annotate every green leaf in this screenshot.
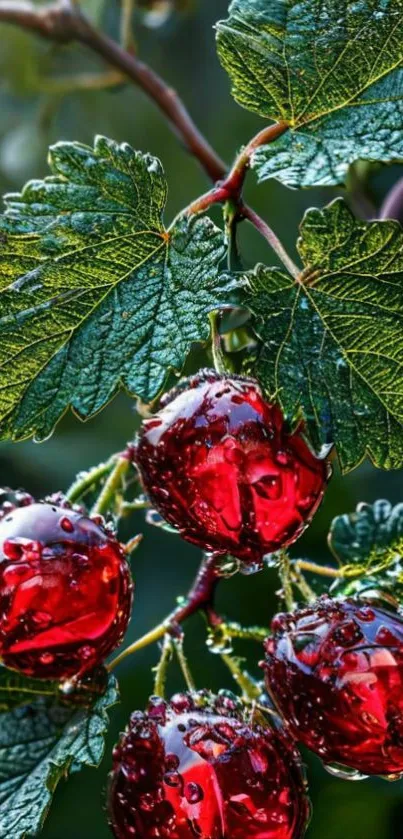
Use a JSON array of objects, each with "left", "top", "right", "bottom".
[
  {"left": 216, "top": 0, "right": 403, "bottom": 187},
  {"left": 0, "top": 671, "right": 118, "bottom": 839},
  {"left": 241, "top": 198, "right": 403, "bottom": 472},
  {"left": 0, "top": 135, "right": 232, "bottom": 442},
  {"left": 329, "top": 499, "right": 403, "bottom": 599}
]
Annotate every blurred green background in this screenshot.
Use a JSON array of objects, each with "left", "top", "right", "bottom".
[{"left": 1, "top": 1, "right": 403, "bottom": 837}]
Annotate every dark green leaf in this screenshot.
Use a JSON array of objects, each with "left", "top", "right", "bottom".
[
  {"left": 0, "top": 135, "right": 232, "bottom": 441},
  {"left": 216, "top": 0, "right": 403, "bottom": 187},
  {"left": 0, "top": 671, "right": 118, "bottom": 838},
  {"left": 329, "top": 499, "right": 403, "bottom": 599},
  {"left": 242, "top": 198, "right": 403, "bottom": 471}
]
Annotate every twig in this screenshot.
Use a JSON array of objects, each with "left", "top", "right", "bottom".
[{"left": 108, "top": 552, "right": 220, "bottom": 670}]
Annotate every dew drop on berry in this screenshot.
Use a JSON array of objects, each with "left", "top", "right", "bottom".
[
  {"left": 0, "top": 500, "right": 133, "bottom": 680},
  {"left": 108, "top": 692, "right": 310, "bottom": 838},
  {"left": 136, "top": 372, "right": 329, "bottom": 564},
  {"left": 265, "top": 596, "right": 403, "bottom": 776}
]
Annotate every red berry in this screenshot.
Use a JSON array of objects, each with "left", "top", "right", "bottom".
[
  {"left": 0, "top": 500, "right": 133, "bottom": 680},
  {"left": 108, "top": 691, "right": 310, "bottom": 838},
  {"left": 136, "top": 372, "right": 329, "bottom": 564},
  {"left": 264, "top": 596, "right": 403, "bottom": 777}
]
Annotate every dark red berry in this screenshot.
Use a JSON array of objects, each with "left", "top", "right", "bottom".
[
  {"left": 108, "top": 691, "right": 310, "bottom": 838},
  {"left": 264, "top": 596, "right": 403, "bottom": 777},
  {"left": 136, "top": 372, "right": 329, "bottom": 564},
  {"left": 0, "top": 500, "right": 133, "bottom": 680}
]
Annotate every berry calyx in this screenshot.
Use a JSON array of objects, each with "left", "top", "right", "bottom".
[
  {"left": 108, "top": 690, "right": 310, "bottom": 838},
  {"left": 264, "top": 596, "right": 403, "bottom": 777},
  {"left": 136, "top": 371, "right": 329, "bottom": 564},
  {"left": 0, "top": 496, "right": 133, "bottom": 680}
]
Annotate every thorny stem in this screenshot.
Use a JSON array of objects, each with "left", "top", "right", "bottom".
[
  {"left": 223, "top": 622, "right": 268, "bottom": 643},
  {"left": 108, "top": 553, "right": 221, "bottom": 671},
  {"left": 291, "top": 564, "right": 316, "bottom": 603},
  {"left": 0, "top": 2, "right": 297, "bottom": 271}
]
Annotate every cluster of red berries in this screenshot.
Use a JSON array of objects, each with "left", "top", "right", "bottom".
[
  {"left": 3, "top": 374, "right": 401, "bottom": 837},
  {"left": 0, "top": 491, "right": 133, "bottom": 679}
]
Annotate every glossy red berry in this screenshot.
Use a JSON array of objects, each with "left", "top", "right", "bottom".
[
  {"left": 264, "top": 596, "right": 403, "bottom": 777},
  {"left": 136, "top": 372, "right": 329, "bottom": 564},
  {"left": 109, "top": 691, "right": 310, "bottom": 838},
  {"left": 0, "top": 498, "right": 133, "bottom": 680}
]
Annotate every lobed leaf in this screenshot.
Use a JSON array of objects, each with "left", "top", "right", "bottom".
[
  {"left": 0, "top": 671, "right": 118, "bottom": 838},
  {"left": 216, "top": 0, "right": 403, "bottom": 186},
  {"left": 0, "top": 136, "right": 233, "bottom": 441},
  {"left": 241, "top": 198, "right": 403, "bottom": 471}
]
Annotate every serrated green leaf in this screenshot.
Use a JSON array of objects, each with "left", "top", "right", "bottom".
[
  {"left": 329, "top": 499, "right": 403, "bottom": 599},
  {"left": 241, "top": 198, "right": 403, "bottom": 472},
  {"left": 0, "top": 135, "right": 232, "bottom": 442},
  {"left": 0, "top": 672, "right": 118, "bottom": 839},
  {"left": 216, "top": 0, "right": 403, "bottom": 187}
]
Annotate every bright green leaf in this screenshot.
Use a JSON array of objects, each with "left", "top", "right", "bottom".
[
  {"left": 216, "top": 0, "right": 403, "bottom": 187},
  {"left": 0, "top": 672, "right": 118, "bottom": 839},
  {"left": 0, "top": 136, "right": 232, "bottom": 441},
  {"left": 242, "top": 198, "right": 403, "bottom": 472}
]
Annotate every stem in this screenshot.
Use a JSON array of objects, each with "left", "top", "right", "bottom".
[
  {"left": 278, "top": 550, "right": 295, "bottom": 612},
  {"left": 120, "top": 0, "right": 135, "bottom": 50},
  {"left": 65, "top": 455, "right": 118, "bottom": 503},
  {"left": 295, "top": 559, "right": 342, "bottom": 579},
  {"left": 241, "top": 204, "right": 300, "bottom": 279},
  {"left": 91, "top": 456, "right": 130, "bottom": 516},
  {"left": 108, "top": 552, "right": 221, "bottom": 671},
  {"left": 221, "top": 654, "right": 261, "bottom": 701},
  {"left": 225, "top": 121, "right": 289, "bottom": 196},
  {"left": 173, "top": 638, "right": 196, "bottom": 693},
  {"left": 224, "top": 200, "right": 243, "bottom": 271},
  {"left": 291, "top": 565, "right": 316, "bottom": 603},
  {"left": 209, "top": 311, "right": 229, "bottom": 374},
  {"left": 153, "top": 635, "right": 173, "bottom": 698},
  {"left": 224, "top": 622, "right": 268, "bottom": 643}
]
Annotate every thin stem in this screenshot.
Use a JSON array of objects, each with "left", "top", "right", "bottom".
[
  {"left": 224, "top": 622, "right": 268, "bottom": 643},
  {"left": 278, "top": 550, "right": 295, "bottom": 612},
  {"left": 120, "top": 0, "right": 135, "bottom": 50},
  {"left": 153, "top": 635, "right": 173, "bottom": 698},
  {"left": 221, "top": 654, "right": 261, "bottom": 701},
  {"left": 120, "top": 498, "right": 150, "bottom": 515},
  {"left": 241, "top": 204, "right": 300, "bottom": 279},
  {"left": 291, "top": 565, "right": 316, "bottom": 603},
  {"left": 91, "top": 456, "right": 130, "bottom": 516},
  {"left": 225, "top": 121, "right": 289, "bottom": 196},
  {"left": 295, "top": 559, "right": 342, "bottom": 579},
  {"left": 173, "top": 638, "right": 196, "bottom": 693},
  {"left": 209, "top": 311, "right": 229, "bottom": 375},
  {"left": 65, "top": 455, "right": 118, "bottom": 503},
  {"left": 224, "top": 199, "right": 243, "bottom": 271},
  {"left": 108, "top": 552, "right": 221, "bottom": 671}
]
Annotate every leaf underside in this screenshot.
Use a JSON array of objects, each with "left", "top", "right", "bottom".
[
  {"left": 242, "top": 198, "right": 403, "bottom": 471},
  {"left": 216, "top": 0, "right": 403, "bottom": 187},
  {"left": 0, "top": 672, "right": 118, "bottom": 839},
  {"left": 0, "top": 136, "right": 233, "bottom": 442}
]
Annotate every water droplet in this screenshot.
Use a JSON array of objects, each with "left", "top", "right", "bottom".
[
  {"left": 184, "top": 782, "right": 204, "bottom": 804},
  {"left": 39, "top": 652, "right": 55, "bottom": 665}
]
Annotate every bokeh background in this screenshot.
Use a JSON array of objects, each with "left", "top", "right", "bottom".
[{"left": 1, "top": 1, "right": 403, "bottom": 837}]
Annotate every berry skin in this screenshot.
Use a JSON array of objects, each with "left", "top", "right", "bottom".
[
  {"left": 108, "top": 691, "right": 310, "bottom": 839},
  {"left": 264, "top": 596, "right": 403, "bottom": 777},
  {"left": 0, "top": 499, "right": 133, "bottom": 680},
  {"left": 136, "top": 372, "right": 329, "bottom": 564}
]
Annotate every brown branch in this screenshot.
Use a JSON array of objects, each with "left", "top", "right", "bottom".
[{"left": 0, "top": 0, "right": 226, "bottom": 182}]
